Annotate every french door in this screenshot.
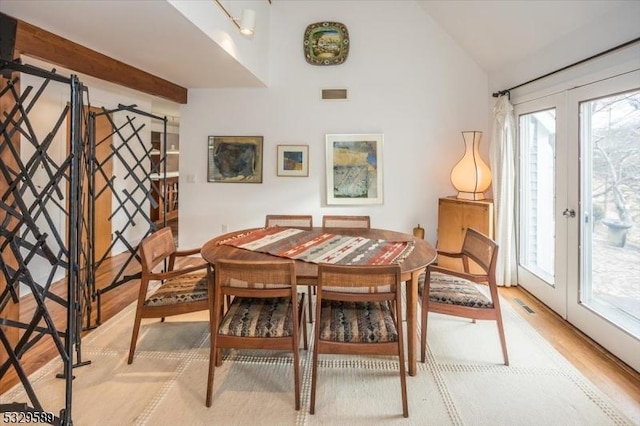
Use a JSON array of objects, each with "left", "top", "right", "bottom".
[
  {"left": 567, "top": 72, "right": 640, "bottom": 372},
  {"left": 515, "top": 71, "right": 640, "bottom": 372}
]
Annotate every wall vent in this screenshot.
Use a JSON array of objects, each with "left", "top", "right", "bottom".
[{"left": 321, "top": 89, "right": 348, "bottom": 100}]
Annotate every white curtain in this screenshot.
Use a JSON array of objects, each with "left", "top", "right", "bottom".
[{"left": 490, "top": 95, "right": 517, "bottom": 286}]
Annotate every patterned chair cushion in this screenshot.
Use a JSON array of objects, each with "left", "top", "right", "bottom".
[
  {"left": 218, "top": 294, "right": 303, "bottom": 338},
  {"left": 317, "top": 300, "right": 398, "bottom": 343},
  {"left": 144, "top": 271, "right": 208, "bottom": 307},
  {"left": 418, "top": 271, "right": 493, "bottom": 309}
]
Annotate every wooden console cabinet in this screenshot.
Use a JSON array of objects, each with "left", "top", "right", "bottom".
[{"left": 437, "top": 197, "right": 494, "bottom": 272}]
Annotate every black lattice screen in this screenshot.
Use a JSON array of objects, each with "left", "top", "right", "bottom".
[
  {"left": 0, "top": 59, "right": 86, "bottom": 426},
  {"left": 90, "top": 104, "right": 168, "bottom": 325},
  {"left": 0, "top": 60, "right": 169, "bottom": 426}
]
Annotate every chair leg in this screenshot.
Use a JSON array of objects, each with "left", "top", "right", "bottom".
[
  {"left": 400, "top": 360, "right": 409, "bottom": 418},
  {"left": 309, "top": 341, "right": 320, "bottom": 415},
  {"left": 495, "top": 310, "right": 509, "bottom": 366},
  {"left": 292, "top": 336, "right": 301, "bottom": 410},
  {"left": 206, "top": 350, "right": 217, "bottom": 407},
  {"left": 396, "top": 298, "right": 409, "bottom": 418},
  {"left": 299, "top": 294, "right": 309, "bottom": 350},
  {"left": 207, "top": 315, "right": 218, "bottom": 406},
  {"left": 307, "top": 285, "right": 314, "bottom": 323},
  {"left": 127, "top": 310, "right": 143, "bottom": 364},
  {"left": 420, "top": 299, "right": 429, "bottom": 363}
]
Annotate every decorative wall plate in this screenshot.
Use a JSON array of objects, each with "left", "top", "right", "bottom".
[{"left": 304, "top": 22, "right": 349, "bottom": 66}]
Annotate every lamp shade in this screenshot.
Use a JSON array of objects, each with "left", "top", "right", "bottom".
[
  {"left": 450, "top": 131, "right": 492, "bottom": 200},
  {"left": 239, "top": 9, "right": 256, "bottom": 35}
]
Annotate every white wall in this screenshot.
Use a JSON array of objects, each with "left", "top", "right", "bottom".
[{"left": 178, "top": 1, "right": 489, "bottom": 248}]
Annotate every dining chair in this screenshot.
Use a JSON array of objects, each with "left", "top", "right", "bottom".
[
  {"left": 265, "top": 214, "right": 313, "bottom": 230},
  {"left": 322, "top": 215, "right": 370, "bottom": 229},
  {"left": 310, "top": 264, "right": 408, "bottom": 418},
  {"left": 265, "top": 214, "right": 315, "bottom": 321},
  {"left": 206, "top": 259, "right": 308, "bottom": 409},
  {"left": 128, "top": 227, "right": 208, "bottom": 364},
  {"left": 419, "top": 227, "right": 508, "bottom": 365}
]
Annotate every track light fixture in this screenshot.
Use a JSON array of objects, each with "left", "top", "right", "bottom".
[{"left": 214, "top": 0, "right": 256, "bottom": 36}]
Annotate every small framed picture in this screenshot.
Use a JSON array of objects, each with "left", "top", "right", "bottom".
[
  {"left": 208, "top": 136, "right": 263, "bottom": 183},
  {"left": 277, "top": 144, "right": 309, "bottom": 177},
  {"left": 326, "top": 133, "right": 384, "bottom": 205}
]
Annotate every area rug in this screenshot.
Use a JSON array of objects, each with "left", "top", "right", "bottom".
[
  {"left": 218, "top": 226, "right": 414, "bottom": 265},
  {"left": 1, "top": 293, "right": 634, "bottom": 426}
]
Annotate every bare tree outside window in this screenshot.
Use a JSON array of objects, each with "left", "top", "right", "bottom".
[{"left": 587, "top": 90, "right": 640, "bottom": 248}]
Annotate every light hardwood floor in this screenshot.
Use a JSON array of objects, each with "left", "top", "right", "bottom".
[
  {"left": 500, "top": 286, "right": 640, "bottom": 423},
  {"left": 2, "top": 255, "right": 639, "bottom": 423}
]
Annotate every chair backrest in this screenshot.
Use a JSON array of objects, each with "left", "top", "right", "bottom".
[
  {"left": 265, "top": 214, "right": 313, "bottom": 229},
  {"left": 213, "top": 259, "right": 297, "bottom": 299},
  {"left": 317, "top": 264, "right": 401, "bottom": 300},
  {"left": 461, "top": 228, "right": 498, "bottom": 276},
  {"left": 138, "top": 227, "right": 176, "bottom": 275},
  {"left": 322, "top": 215, "right": 371, "bottom": 229}
]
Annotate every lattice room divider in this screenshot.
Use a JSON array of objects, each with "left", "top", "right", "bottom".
[
  {"left": 89, "top": 104, "right": 168, "bottom": 326},
  {"left": 0, "top": 59, "right": 86, "bottom": 426},
  {"left": 0, "top": 58, "right": 169, "bottom": 425}
]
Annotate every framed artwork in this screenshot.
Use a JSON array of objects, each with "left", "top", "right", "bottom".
[
  {"left": 325, "top": 133, "right": 384, "bottom": 205},
  {"left": 303, "top": 21, "right": 349, "bottom": 66},
  {"left": 277, "top": 144, "right": 309, "bottom": 177},
  {"left": 207, "top": 136, "right": 263, "bottom": 183}
]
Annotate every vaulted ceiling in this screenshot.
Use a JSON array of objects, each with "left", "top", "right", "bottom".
[
  {"left": 0, "top": 0, "right": 634, "bottom": 114},
  {"left": 415, "top": 0, "right": 635, "bottom": 74}
]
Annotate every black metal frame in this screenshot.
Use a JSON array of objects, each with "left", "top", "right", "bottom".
[
  {"left": 0, "top": 53, "right": 169, "bottom": 426},
  {"left": 89, "top": 104, "right": 168, "bottom": 326},
  {"left": 0, "top": 58, "right": 86, "bottom": 426}
]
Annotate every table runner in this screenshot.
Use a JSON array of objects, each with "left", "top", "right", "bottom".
[{"left": 217, "top": 226, "right": 414, "bottom": 265}]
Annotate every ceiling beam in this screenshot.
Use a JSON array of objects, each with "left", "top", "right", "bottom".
[{"left": 14, "top": 17, "right": 187, "bottom": 104}]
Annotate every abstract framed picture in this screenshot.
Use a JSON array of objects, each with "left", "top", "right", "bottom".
[
  {"left": 277, "top": 144, "right": 309, "bottom": 177},
  {"left": 325, "top": 133, "right": 384, "bottom": 205},
  {"left": 207, "top": 136, "right": 263, "bottom": 183}
]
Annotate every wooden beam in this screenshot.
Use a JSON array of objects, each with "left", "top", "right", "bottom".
[{"left": 13, "top": 18, "right": 187, "bottom": 104}]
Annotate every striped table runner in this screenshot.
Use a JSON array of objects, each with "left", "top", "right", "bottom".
[{"left": 217, "top": 226, "right": 414, "bottom": 265}]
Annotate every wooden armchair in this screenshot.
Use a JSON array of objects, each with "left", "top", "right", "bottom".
[
  {"left": 419, "top": 227, "right": 508, "bottom": 365},
  {"left": 322, "top": 215, "right": 371, "bottom": 229},
  {"left": 206, "top": 259, "right": 308, "bottom": 409},
  {"left": 310, "top": 264, "right": 408, "bottom": 418},
  {"left": 128, "top": 227, "right": 208, "bottom": 364},
  {"left": 265, "top": 214, "right": 315, "bottom": 321}
]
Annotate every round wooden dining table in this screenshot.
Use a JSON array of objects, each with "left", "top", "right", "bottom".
[{"left": 201, "top": 227, "right": 437, "bottom": 376}]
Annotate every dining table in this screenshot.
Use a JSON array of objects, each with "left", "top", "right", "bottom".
[{"left": 200, "top": 226, "right": 437, "bottom": 376}]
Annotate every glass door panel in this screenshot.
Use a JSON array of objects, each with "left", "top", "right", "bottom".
[
  {"left": 519, "top": 109, "right": 556, "bottom": 283},
  {"left": 579, "top": 88, "right": 640, "bottom": 338},
  {"left": 515, "top": 93, "right": 568, "bottom": 317}
]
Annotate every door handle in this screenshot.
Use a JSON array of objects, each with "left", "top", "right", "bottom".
[{"left": 563, "top": 209, "right": 576, "bottom": 218}]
